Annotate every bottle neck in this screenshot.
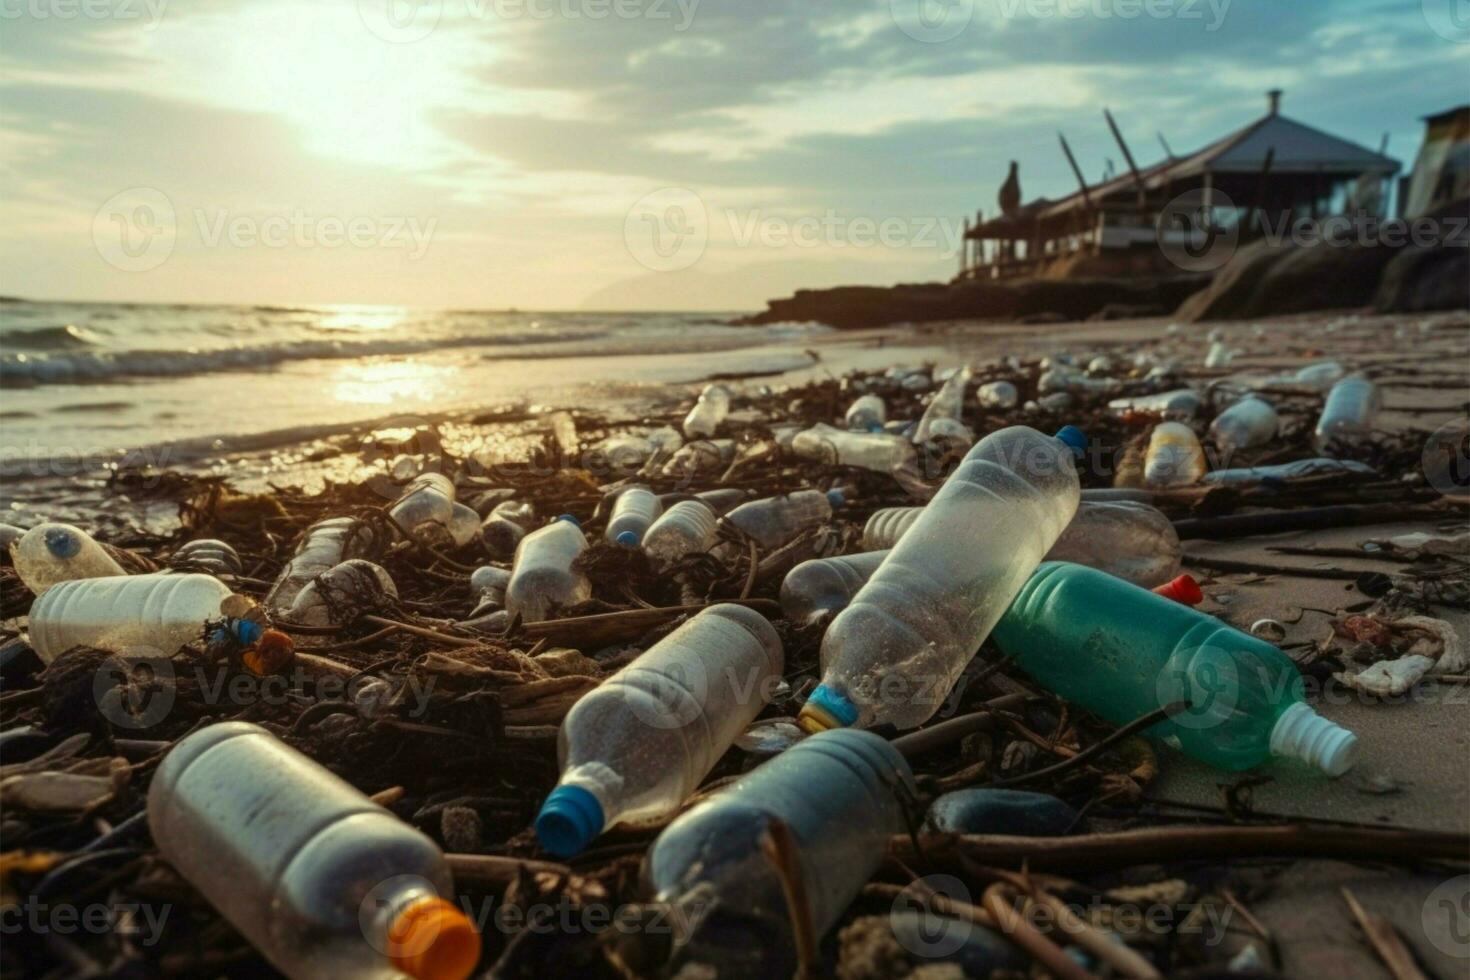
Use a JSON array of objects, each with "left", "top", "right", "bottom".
[{"left": 1269, "top": 702, "right": 1358, "bottom": 776}]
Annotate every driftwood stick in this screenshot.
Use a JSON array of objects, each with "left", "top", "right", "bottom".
[
  {"left": 1174, "top": 505, "right": 1444, "bottom": 541},
  {"left": 445, "top": 853, "right": 573, "bottom": 883},
  {"left": 1182, "top": 555, "right": 1367, "bottom": 580}
]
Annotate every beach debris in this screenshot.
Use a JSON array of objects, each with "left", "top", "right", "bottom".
[
  {"left": 1153, "top": 574, "right": 1204, "bottom": 605},
  {"left": 1314, "top": 375, "right": 1382, "bottom": 454},
  {"left": 10, "top": 522, "right": 127, "bottom": 595},
  {"left": 844, "top": 393, "right": 886, "bottom": 431},
  {"left": 1144, "top": 421, "right": 1207, "bottom": 486},
  {"left": 479, "top": 498, "right": 535, "bottom": 558},
  {"left": 977, "top": 379, "right": 1019, "bottom": 409},
  {"left": 265, "top": 516, "right": 386, "bottom": 617},
  {"left": 603, "top": 486, "right": 662, "bottom": 547},
  {"left": 166, "top": 537, "right": 243, "bottom": 577},
  {"left": 1331, "top": 613, "right": 1466, "bottom": 695},
  {"left": 924, "top": 788, "right": 1080, "bottom": 836},
  {"left": 1208, "top": 395, "right": 1278, "bottom": 454},
  {"left": 683, "top": 383, "right": 731, "bottom": 438},
  {"left": 1250, "top": 618, "right": 1288, "bottom": 642},
  {"left": 643, "top": 499, "right": 719, "bottom": 566},
  {"left": 28, "top": 573, "right": 249, "bottom": 663},
  {"left": 505, "top": 515, "right": 590, "bottom": 623},
  {"left": 286, "top": 559, "right": 398, "bottom": 629},
  {"left": 724, "top": 489, "right": 840, "bottom": 551},
  {"left": 389, "top": 472, "right": 458, "bottom": 547}
]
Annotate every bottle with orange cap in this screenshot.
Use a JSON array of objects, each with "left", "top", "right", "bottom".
[{"left": 148, "top": 722, "right": 480, "bottom": 980}]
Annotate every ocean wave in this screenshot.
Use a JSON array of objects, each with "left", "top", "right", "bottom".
[{"left": 4, "top": 324, "right": 107, "bottom": 351}]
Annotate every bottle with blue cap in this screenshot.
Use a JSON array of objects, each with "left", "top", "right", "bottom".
[
  {"left": 535, "top": 604, "right": 783, "bottom": 857},
  {"left": 604, "top": 487, "right": 663, "bottom": 548},
  {"left": 800, "top": 425, "right": 1085, "bottom": 732},
  {"left": 505, "top": 515, "right": 590, "bottom": 623},
  {"left": 11, "top": 522, "right": 126, "bottom": 595},
  {"left": 27, "top": 572, "right": 237, "bottom": 663},
  {"left": 844, "top": 394, "right": 886, "bottom": 431},
  {"left": 723, "top": 489, "right": 843, "bottom": 551}
]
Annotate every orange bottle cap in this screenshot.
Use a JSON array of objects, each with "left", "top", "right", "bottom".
[{"left": 387, "top": 896, "right": 481, "bottom": 980}]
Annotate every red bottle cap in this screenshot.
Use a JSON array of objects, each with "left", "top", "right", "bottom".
[{"left": 1153, "top": 574, "right": 1203, "bottom": 606}]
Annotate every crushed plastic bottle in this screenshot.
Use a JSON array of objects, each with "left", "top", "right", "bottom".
[
  {"left": 479, "top": 500, "right": 535, "bottom": 559},
  {"left": 1203, "top": 458, "right": 1377, "bottom": 486},
  {"left": 505, "top": 516, "right": 590, "bottom": 623},
  {"left": 779, "top": 550, "right": 889, "bottom": 626},
  {"left": 286, "top": 560, "right": 398, "bottom": 628},
  {"left": 167, "top": 539, "right": 242, "bottom": 578},
  {"left": 801, "top": 426, "right": 1083, "bottom": 731},
  {"left": 791, "top": 424, "right": 917, "bottom": 475},
  {"left": 1108, "top": 389, "right": 1201, "bottom": 420},
  {"left": 993, "top": 562, "right": 1357, "bottom": 775},
  {"left": 150, "top": 722, "right": 480, "bottom": 980},
  {"left": 266, "top": 517, "right": 385, "bottom": 617},
  {"left": 29, "top": 573, "right": 236, "bottom": 663},
  {"left": 11, "top": 522, "right": 126, "bottom": 595},
  {"left": 683, "top": 384, "right": 731, "bottom": 438},
  {"left": 604, "top": 487, "right": 663, "bottom": 547},
  {"left": 976, "top": 380, "right": 1018, "bottom": 409},
  {"left": 643, "top": 500, "right": 719, "bottom": 565},
  {"left": 1209, "top": 396, "right": 1278, "bottom": 454},
  {"left": 844, "top": 394, "right": 886, "bottom": 431},
  {"left": 1144, "top": 421, "right": 1207, "bottom": 486},
  {"left": 913, "top": 367, "right": 969, "bottom": 443},
  {"left": 662, "top": 439, "right": 735, "bottom": 480},
  {"left": 1314, "top": 375, "right": 1381, "bottom": 453},
  {"left": 389, "top": 473, "right": 457, "bottom": 547},
  {"left": 536, "top": 604, "right": 782, "bottom": 856},
  {"left": 725, "top": 489, "right": 841, "bottom": 550},
  {"left": 468, "top": 565, "right": 510, "bottom": 618},
  {"left": 639, "top": 729, "right": 914, "bottom": 976}
]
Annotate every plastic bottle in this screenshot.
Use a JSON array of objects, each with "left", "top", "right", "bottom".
[
  {"left": 0, "top": 523, "right": 23, "bottom": 553},
  {"left": 725, "top": 490, "right": 841, "bottom": 551},
  {"left": 447, "top": 504, "right": 481, "bottom": 549},
  {"left": 790, "top": 424, "right": 917, "bottom": 474},
  {"left": 266, "top": 517, "right": 384, "bottom": 616},
  {"left": 780, "top": 550, "right": 889, "bottom": 626},
  {"left": 28, "top": 573, "right": 235, "bottom": 663},
  {"left": 505, "top": 516, "right": 590, "bottom": 623},
  {"left": 643, "top": 501, "right": 719, "bottom": 565},
  {"left": 844, "top": 394, "right": 886, "bottom": 431},
  {"left": 389, "top": 473, "right": 457, "bottom": 547},
  {"left": 1108, "top": 389, "right": 1201, "bottom": 420},
  {"left": 639, "top": 730, "right": 914, "bottom": 976},
  {"left": 605, "top": 488, "right": 663, "bottom": 548},
  {"left": 801, "top": 426, "right": 1084, "bottom": 732},
  {"left": 913, "top": 367, "right": 969, "bottom": 443},
  {"left": 149, "top": 722, "right": 480, "bottom": 980},
  {"left": 662, "top": 439, "right": 735, "bottom": 480},
  {"left": 683, "top": 384, "right": 731, "bottom": 438},
  {"left": 1314, "top": 375, "right": 1381, "bottom": 453},
  {"left": 861, "top": 507, "right": 921, "bottom": 550},
  {"left": 286, "top": 560, "right": 398, "bottom": 629},
  {"left": 693, "top": 487, "right": 751, "bottom": 515},
  {"left": 535, "top": 604, "right": 783, "bottom": 857},
  {"left": 1293, "top": 360, "right": 1347, "bottom": 390},
  {"left": 1203, "top": 458, "right": 1377, "bottom": 486},
  {"left": 1204, "top": 342, "right": 1233, "bottom": 369},
  {"left": 11, "top": 522, "right": 126, "bottom": 595},
  {"left": 1046, "top": 500, "right": 1181, "bottom": 588},
  {"left": 1039, "top": 369, "right": 1118, "bottom": 395},
  {"left": 1144, "top": 422, "right": 1207, "bottom": 486},
  {"left": 976, "top": 380, "right": 1018, "bottom": 409},
  {"left": 993, "top": 562, "right": 1357, "bottom": 775},
  {"left": 479, "top": 500, "right": 535, "bottom": 559},
  {"left": 1209, "top": 396, "right": 1278, "bottom": 454},
  {"left": 167, "top": 539, "right": 242, "bottom": 578}
]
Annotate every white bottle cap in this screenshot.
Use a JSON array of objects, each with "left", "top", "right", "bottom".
[{"left": 1269, "top": 702, "right": 1358, "bottom": 777}]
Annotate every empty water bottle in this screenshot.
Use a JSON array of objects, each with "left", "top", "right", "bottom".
[
  {"left": 1209, "top": 396, "right": 1278, "bottom": 454},
  {"left": 535, "top": 604, "right": 782, "bottom": 856},
  {"left": 11, "top": 523, "right": 126, "bottom": 595},
  {"left": 791, "top": 424, "right": 917, "bottom": 475},
  {"left": 286, "top": 560, "right": 398, "bottom": 629},
  {"left": 683, "top": 384, "right": 731, "bottom": 438},
  {"left": 1046, "top": 500, "right": 1181, "bottom": 588},
  {"left": 479, "top": 500, "right": 535, "bottom": 559},
  {"left": 1204, "top": 342, "right": 1233, "bottom": 368},
  {"left": 1293, "top": 360, "right": 1347, "bottom": 390},
  {"left": 29, "top": 573, "right": 236, "bottom": 663},
  {"left": 150, "top": 722, "right": 480, "bottom": 980},
  {"left": 266, "top": 518, "right": 384, "bottom": 617},
  {"left": 861, "top": 507, "right": 921, "bottom": 550},
  {"left": 605, "top": 487, "right": 662, "bottom": 547},
  {"left": 801, "top": 426, "right": 1083, "bottom": 732},
  {"left": 725, "top": 490, "right": 841, "bottom": 551},
  {"left": 1108, "top": 389, "right": 1201, "bottom": 420},
  {"left": 692, "top": 487, "right": 751, "bottom": 515},
  {"left": 389, "top": 473, "right": 457, "bottom": 547},
  {"left": 168, "top": 539, "right": 242, "bottom": 578},
  {"left": 994, "top": 562, "right": 1357, "bottom": 775},
  {"left": 913, "top": 367, "right": 969, "bottom": 443},
  {"left": 1144, "top": 422, "right": 1207, "bottom": 486},
  {"left": 446, "top": 504, "right": 480, "bottom": 549},
  {"left": 976, "top": 380, "right": 1018, "bottom": 409},
  {"left": 638, "top": 729, "right": 913, "bottom": 976},
  {"left": 662, "top": 439, "right": 735, "bottom": 479},
  {"left": 505, "top": 516, "right": 590, "bottom": 623},
  {"left": 780, "top": 550, "right": 888, "bottom": 626},
  {"left": 1314, "top": 375, "right": 1381, "bottom": 453},
  {"left": 844, "top": 394, "right": 886, "bottom": 431},
  {"left": 469, "top": 565, "right": 510, "bottom": 618},
  {"left": 643, "top": 501, "right": 718, "bottom": 565}
]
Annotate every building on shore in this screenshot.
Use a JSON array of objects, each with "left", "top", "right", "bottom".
[{"left": 1400, "top": 104, "right": 1469, "bottom": 220}]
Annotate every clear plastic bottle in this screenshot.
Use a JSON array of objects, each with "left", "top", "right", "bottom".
[
  {"left": 1144, "top": 421, "right": 1207, "bottom": 486},
  {"left": 790, "top": 424, "right": 917, "bottom": 474},
  {"left": 683, "top": 384, "right": 731, "bottom": 438},
  {"left": 1046, "top": 500, "right": 1181, "bottom": 588},
  {"left": 913, "top": 368, "right": 969, "bottom": 443},
  {"left": 994, "top": 562, "right": 1357, "bottom": 775},
  {"left": 1293, "top": 360, "right": 1347, "bottom": 391},
  {"left": 861, "top": 507, "right": 921, "bottom": 550},
  {"left": 692, "top": 487, "right": 751, "bottom": 515},
  {"left": 0, "top": 523, "right": 23, "bottom": 552},
  {"left": 266, "top": 517, "right": 384, "bottom": 617},
  {"left": 167, "top": 539, "right": 242, "bottom": 578},
  {"left": 11, "top": 522, "right": 126, "bottom": 595},
  {"left": 1108, "top": 389, "right": 1201, "bottom": 420},
  {"left": 535, "top": 604, "right": 783, "bottom": 856},
  {"left": 389, "top": 473, "right": 457, "bottom": 547},
  {"left": 780, "top": 550, "right": 889, "bottom": 626},
  {"left": 1314, "top": 375, "right": 1381, "bottom": 453},
  {"left": 1039, "top": 369, "right": 1118, "bottom": 395},
  {"left": 1204, "top": 341, "right": 1233, "bottom": 369},
  {"left": 149, "top": 722, "right": 480, "bottom": 980},
  {"left": 661, "top": 439, "right": 735, "bottom": 480},
  {"left": 643, "top": 501, "right": 719, "bottom": 565},
  {"left": 479, "top": 500, "right": 535, "bottom": 559},
  {"left": 725, "top": 489, "right": 841, "bottom": 551},
  {"left": 505, "top": 516, "right": 590, "bottom": 623},
  {"left": 976, "top": 380, "right": 1018, "bottom": 409},
  {"left": 28, "top": 573, "right": 234, "bottom": 663},
  {"left": 1209, "top": 396, "right": 1278, "bottom": 454},
  {"left": 844, "top": 394, "right": 886, "bottom": 431},
  {"left": 1203, "top": 457, "right": 1377, "bottom": 486},
  {"left": 469, "top": 565, "right": 510, "bottom": 615},
  {"left": 447, "top": 504, "right": 480, "bottom": 549},
  {"left": 801, "top": 426, "right": 1084, "bottom": 732},
  {"left": 286, "top": 560, "right": 398, "bottom": 629},
  {"left": 604, "top": 488, "right": 663, "bottom": 548},
  {"left": 639, "top": 730, "right": 914, "bottom": 977}
]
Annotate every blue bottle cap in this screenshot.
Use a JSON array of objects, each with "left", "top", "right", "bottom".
[
  {"left": 555, "top": 514, "right": 581, "bottom": 528},
  {"left": 867, "top": 423, "right": 884, "bottom": 434},
  {"left": 825, "top": 488, "right": 845, "bottom": 508},
  {"left": 231, "top": 619, "right": 264, "bottom": 646},
  {"left": 1054, "top": 426, "right": 1088, "bottom": 459},
  {"left": 535, "top": 785, "right": 605, "bottom": 857},
  {"left": 43, "top": 527, "right": 81, "bottom": 560},
  {"left": 805, "top": 684, "right": 859, "bottom": 727},
  {"left": 615, "top": 530, "right": 639, "bottom": 547}
]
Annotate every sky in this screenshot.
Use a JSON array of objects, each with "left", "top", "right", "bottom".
[{"left": 1, "top": 0, "right": 1465, "bottom": 311}]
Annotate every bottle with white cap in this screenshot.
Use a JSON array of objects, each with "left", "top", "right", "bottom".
[
  {"left": 11, "top": 522, "right": 126, "bottom": 595},
  {"left": 535, "top": 604, "right": 782, "bottom": 857},
  {"left": 993, "top": 561, "right": 1358, "bottom": 776},
  {"left": 642, "top": 500, "right": 719, "bottom": 565},
  {"left": 505, "top": 516, "right": 590, "bottom": 623},
  {"left": 724, "top": 489, "right": 843, "bottom": 551},
  {"left": 604, "top": 487, "right": 663, "bottom": 548}
]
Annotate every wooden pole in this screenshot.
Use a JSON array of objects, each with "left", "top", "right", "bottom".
[{"left": 1104, "top": 108, "right": 1147, "bottom": 206}]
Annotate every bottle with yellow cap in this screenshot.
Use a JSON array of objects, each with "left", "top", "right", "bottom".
[
  {"left": 1144, "top": 421, "right": 1207, "bottom": 486},
  {"left": 149, "top": 722, "right": 480, "bottom": 980}
]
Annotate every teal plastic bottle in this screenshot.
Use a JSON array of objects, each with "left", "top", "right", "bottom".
[{"left": 992, "top": 562, "right": 1357, "bottom": 776}]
